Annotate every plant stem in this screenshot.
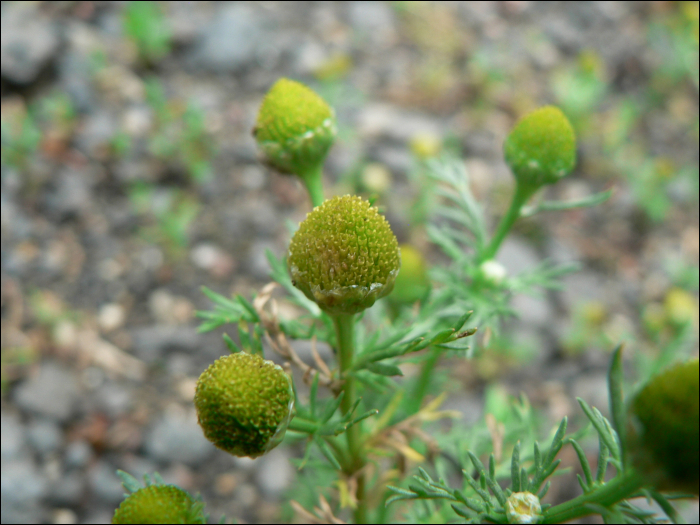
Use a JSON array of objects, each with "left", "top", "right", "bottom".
[
  {"left": 481, "top": 182, "right": 537, "bottom": 261},
  {"left": 408, "top": 346, "right": 442, "bottom": 414},
  {"left": 542, "top": 470, "right": 646, "bottom": 524},
  {"left": 332, "top": 313, "right": 368, "bottom": 524},
  {"left": 287, "top": 417, "right": 318, "bottom": 434},
  {"left": 302, "top": 163, "right": 325, "bottom": 208}
]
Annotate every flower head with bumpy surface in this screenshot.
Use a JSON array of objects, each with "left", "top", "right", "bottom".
[
  {"left": 288, "top": 195, "right": 400, "bottom": 315},
  {"left": 254, "top": 78, "right": 336, "bottom": 177},
  {"left": 627, "top": 358, "right": 699, "bottom": 494},
  {"left": 194, "top": 353, "right": 293, "bottom": 458},
  {"left": 504, "top": 106, "right": 576, "bottom": 188},
  {"left": 112, "top": 485, "right": 205, "bottom": 524}
]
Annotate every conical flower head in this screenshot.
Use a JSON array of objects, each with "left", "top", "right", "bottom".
[
  {"left": 627, "top": 358, "right": 699, "bottom": 494},
  {"left": 504, "top": 106, "right": 576, "bottom": 188},
  {"left": 254, "top": 78, "right": 337, "bottom": 178},
  {"left": 112, "top": 485, "right": 205, "bottom": 524},
  {"left": 288, "top": 195, "right": 400, "bottom": 315},
  {"left": 194, "top": 353, "right": 294, "bottom": 458}
]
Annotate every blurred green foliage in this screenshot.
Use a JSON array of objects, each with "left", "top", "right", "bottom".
[
  {"left": 144, "top": 77, "right": 215, "bottom": 183},
  {"left": 1, "top": 105, "right": 42, "bottom": 169},
  {"left": 123, "top": 1, "right": 172, "bottom": 64},
  {"left": 129, "top": 182, "right": 200, "bottom": 260}
]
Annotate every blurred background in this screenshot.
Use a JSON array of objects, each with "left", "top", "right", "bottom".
[{"left": 1, "top": 1, "right": 698, "bottom": 523}]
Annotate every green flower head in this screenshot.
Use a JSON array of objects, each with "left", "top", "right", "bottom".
[
  {"left": 390, "top": 244, "right": 430, "bottom": 305},
  {"left": 254, "top": 78, "right": 337, "bottom": 179},
  {"left": 112, "top": 485, "right": 205, "bottom": 524},
  {"left": 194, "top": 353, "right": 294, "bottom": 458},
  {"left": 504, "top": 106, "right": 576, "bottom": 188},
  {"left": 627, "top": 358, "right": 699, "bottom": 494},
  {"left": 288, "top": 195, "right": 401, "bottom": 315}
]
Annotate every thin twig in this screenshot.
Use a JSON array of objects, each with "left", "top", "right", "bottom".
[{"left": 254, "top": 282, "right": 341, "bottom": 392}]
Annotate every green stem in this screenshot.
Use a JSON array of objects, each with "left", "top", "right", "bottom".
[
  {"left": 481, "top": 182, "right": 537, "bottom": 261},
  {"left": 287, "top": 417, "right": 318, "bottom": 434},
  {"left": 542, "top": 471, "right": 646, "bottom": 524},
  {"left": 408, "top": 347, "right": 442, "bottom": 414},
  {"left": 301, "top": 163, "right": 325, "bottom": 208},
  {"left": 331, "top": 313, "right": 368, "bottom": 524}
]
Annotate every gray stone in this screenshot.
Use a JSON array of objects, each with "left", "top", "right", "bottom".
[
  {"left": 14, "top": 361, "right": 80, "bottom": 422},
  {"left": 511, "top": 293, "right": 553, "bottom": 328},
  {"left": 0, "top": 4, "right": 59, "bottom": 83},
  {"left": 44, "top": 167, "right": 93, "bottom": 220},
  {"left": 496, "top": 237, "right": 540, "bottom": 276},
  {"left": 246, "top": 240, "right": 279, "bottom": 281},
  {"left": 169, "top": 2, "right": 208, "bottom": 44},
  {"left": 375, "top": 147, "right": 413, "bottom": 175},
  {"left": 130, "top": 325, "right": 200, "bottom": 361},
  {"left": 46, "top": 470, "right": 85, "bottom": 506},
  {"left": 254, "top": 447, "right": 294, "bottom": 498},
  {"left": 58, "top": 49, "right": 95, "bottom": 113},
  {"left": 88, "top": 461, "right": 125, "bottom": 504},
  {"left": 118, "top": 455, "right": 159, "bottom": 482},
  {"left": 558, "top": 271, "right": 605, "bottom": 312},
  {"left": 546, "top": 236, "right": 581, "bottom": 267},
  {"left": 95, "top": 382, "right": 133, "bottom": 418},
  {"left": 145, "top": 409, "right": 213, "bottom": 465},
  {"left": 357, "top": 103, "right": 442, "bottom": 143},
  {"left": 0, "top": 460, "right": 48, "bottom": 522},
  {"left": 64, "top": 439, "right": 94, "bottom": 470},
  {"left": 75, "top": 110, "right": 117, "bottom": 158},
  {"left": 234, "top": 482, "right": 259, "bottom": 508},
  {"left": 231, "top": 455, "right": 257, "bottom": 473},
  {"left": 27, "top": 418, "right": 64, "bottom": 456},
  {"left": 348, "top": 2, "right": 397, "bottom": 47},
  {"left": 1, "top": 411, "right": 28, "bottom": 461},
  {"left": 223, "top": 197, "right": 281, "bottom": 239},
  {"left": 245, "top": 198, "right": 280, "bottom": 237},
  {"left": 190, "top": 4, "right": 271, "bottom": 72}
]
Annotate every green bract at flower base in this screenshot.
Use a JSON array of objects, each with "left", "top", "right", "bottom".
[
  {"left": 503, "top": 106, "right": 576, "bottom": 189},
  {"left": 112, "top": 484, "right": 206, "bottom": 524},
  {"left": 254, "top": 78, "right": 337, "bottom": 206},
  {"left": 627, "top": 358, "right": 699, "bottom": 495},
  {"left": 194, "top": 353, "right": 294, "bottom": 458},
  {"left": 288, "top": 195, "right": 401, "bottom": 315}
]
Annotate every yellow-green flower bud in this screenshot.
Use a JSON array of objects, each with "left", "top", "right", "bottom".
[
  {"left": 504, "top": 106, "right": 576, "bottom": 188},
  {"left": 112, "top": 485, "right": 205, "bottom": 524},
  {"left": 254, "top": 78, "right": 337, "bottom": 178},
  {"left": 390, "top": 245, "right": 430, "bottom": 305},
  {"left": 288, "top": 195, "right": 400, "bottom": 315},
  {"left": 194, "top": 353, "right": 294, "bottom": 458},
  {"left": 505, "top": 491, "right": 542, "bottom": 524},
  {"left": 627, "top": 358, "right": 699, "bottom": 495}
]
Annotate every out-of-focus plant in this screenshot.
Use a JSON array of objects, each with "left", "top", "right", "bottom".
[
  {"left": 144, "top": 77, "right": 215, "bottom": 183},
  {"left": 110, "top": 79, "right": 696, "bottom": 524},
  {"left": 1, "top": 102, "right": 42, "bottom": 169},
  {"left": 122, "top": 1, "right": 171, "bottom": 65},
  {"left": 128, "top": 182, "right": 199, "bottom": 260}
]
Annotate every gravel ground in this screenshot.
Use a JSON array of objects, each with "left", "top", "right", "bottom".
[{"left": 1, "top": 2, "right": 698, "bottom": 523}]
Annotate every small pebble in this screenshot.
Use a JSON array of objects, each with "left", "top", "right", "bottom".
[{"left": 98, "top": 303, "right": 125, "bottom": 332}]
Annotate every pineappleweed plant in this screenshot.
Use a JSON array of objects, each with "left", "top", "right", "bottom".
[{"left": 110, "top": 79, "right": 698, "bottom": 524}]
